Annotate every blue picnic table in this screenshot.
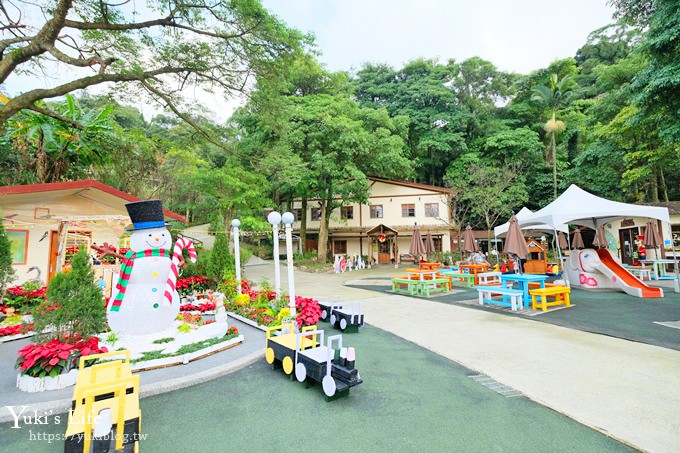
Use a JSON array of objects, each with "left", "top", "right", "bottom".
[{"left": 500, "top": 273, "right": 548, "bottom": 309}]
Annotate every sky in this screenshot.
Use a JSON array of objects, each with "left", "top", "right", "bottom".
[
  {"left": 5, "top": 0, "right": 617, "bottom": 122},
  {"left": 261, "top": 0, "right": 616, "bottom": 74}
]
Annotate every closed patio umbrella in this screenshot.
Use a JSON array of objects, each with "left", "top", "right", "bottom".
[
  {"left": 424, "top": 232, "right": 435, "bottom": 255},
  {"left": 557, "top": 231, "right": 568, "bottom": 249},
  {"left": 592, "top": 226, "right": 607, "bottom": 248},
  {"left": 503, "top": 215, "right": 529, "bottom": 273},
  {"left": 644, "top": 219, "right": 662, "bottom": 260},
  {"left": 462, "top": 225, "right": 479, "bottom": 254},
  {"left": 409, "top": 223, "right": 426, "bottom": 260},
  {"left": 572, "top": 229, "right": 585, "bottom": 249}
]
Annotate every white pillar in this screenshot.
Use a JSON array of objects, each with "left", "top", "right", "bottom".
[
  {"left": 231, "top": 219, "right": 241, "bottom": 294},
  {"left": 267, "top": 211, "right": 282, "bottom": 296},
  {"left": 282, "top": 212, "right": 296, "bottom": 315}
]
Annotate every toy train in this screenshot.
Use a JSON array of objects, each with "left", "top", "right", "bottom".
[
  {"left": 316, "top": 296, "right": 364, "bottom": 332},
  {"left": 265, "top": 323, "right": 362, "bottom": 399},
  {"left": 64, "top": 350, "right": 141, "bottom": 452}
]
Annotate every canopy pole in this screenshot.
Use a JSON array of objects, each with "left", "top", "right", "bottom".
[
  {"left": 666, "top": 224, "right": 680, "bottom": 293},
  {"left": 554, "top": 226, "right": 568, "bottom": 287}
]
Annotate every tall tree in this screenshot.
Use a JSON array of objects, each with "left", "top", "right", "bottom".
[
  {"left": 531, "top": 74, "right": 575, "bottom": 197},
  {"left": 354, "top": 59, "right": 467, "bottom": 186},
  {"left": 610, "top": 0, "right": 680, "bottom": 143},
  {"left": 0, "top": 0, "right": 308, "bottom": 147}
]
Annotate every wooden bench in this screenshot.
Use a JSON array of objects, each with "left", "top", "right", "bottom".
[
  {"left": 527, "top": 281, "right": 562, "bottom": 290},
  {"left": 435, "top": 273, "right": 453, "bottom": 290},
  {"left": 478, "top": 271, "right": 502, "bottom": 285},
  {"left": 439, "top": 271, "right": 475, "bottom": 288},
  {"left": 420, "top": 278, "right": 450, "bottom": 296},
  {"left": 529, "top": 286, "right": 571, "bottom": 311},
  {"left": 399, "top": 254, "right": 417, "bottom": 264},
  {"left": 475, "top": 286, "right": 524, "bottom": 311},
  {"left": 391, "top": 278, "right": 421, "bottom": 295}
]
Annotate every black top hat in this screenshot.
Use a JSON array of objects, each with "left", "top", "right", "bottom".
[{"left": 125, "top": 200, "right": 168, "bottom": 230}]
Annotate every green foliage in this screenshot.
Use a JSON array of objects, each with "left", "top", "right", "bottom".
[
  {"left": 205, "top": 230, "right": 235, "bottom": 283},
  {"left": 0, "top": 219, "right": 16, "bottom": 297},
  {"left": 5, "top": 95, "right": 114, "bottom": 183},
  {"left": 34, "top": 250, "right": 107, "bottom": 343}
]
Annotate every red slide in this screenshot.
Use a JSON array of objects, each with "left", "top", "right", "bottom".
[{"left": 596, "top": 249, "right": 663, "bottom": 298}]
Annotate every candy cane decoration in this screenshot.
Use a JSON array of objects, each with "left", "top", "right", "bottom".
[{"left": 164, "top": 237, "right": 197, "bottom": 305}]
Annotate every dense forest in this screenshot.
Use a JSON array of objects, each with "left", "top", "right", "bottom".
[{"left": 1, "top": 0, "right": 678, "bottom": 259}]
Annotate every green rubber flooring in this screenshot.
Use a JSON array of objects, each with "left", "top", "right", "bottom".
[
  {"left": 348, "top": 278, "right": 680, "bottom": 351},
  {"left": 1, "top": 326, "right": 633, "bottom": 452}
]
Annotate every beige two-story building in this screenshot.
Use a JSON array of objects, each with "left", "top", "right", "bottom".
[{"left": 290, "top": 178, "right": 453, "bottom": 265}]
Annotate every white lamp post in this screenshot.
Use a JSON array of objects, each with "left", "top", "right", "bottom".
[
  {"left": 282, "top": 211, "right": 296, "bottom": 315},
  {"left": 231, "top": 219, "right": 241, "bottom": 294},
  {"left": 267, "top": 211, "right": 282, "bottom": 296}
]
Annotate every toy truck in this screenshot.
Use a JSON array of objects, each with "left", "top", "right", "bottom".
[
  {"left": 64, "top": 350, "right": 141, "bottom": 453},
  {"left": 265, "top": 323, "right": 362, "bottom": 399},
  {"left": 316, "top": 296, "right": 365, "bottom": 332}
]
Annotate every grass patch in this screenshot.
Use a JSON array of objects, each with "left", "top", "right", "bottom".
[
  {"left": 131, "top": 333, "right": 239, "bottom": 364},
  {"left": 152, "top": 337, "right": 175, "bottom": 344}
]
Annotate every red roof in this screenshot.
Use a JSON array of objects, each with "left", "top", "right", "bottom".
[
  {"left": 0, "top": 180, "right": 186, "bottom": 222},
  {"left": 369, "top": 177, "right": 451, "bottom": 193}
]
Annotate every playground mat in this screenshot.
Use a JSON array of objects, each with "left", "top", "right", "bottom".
[
  {"left": 0, "top": 326, "right": 632, "bottom": 452},
  {"left": 346, "top": 278, "right": 680, "bottom": 351}
]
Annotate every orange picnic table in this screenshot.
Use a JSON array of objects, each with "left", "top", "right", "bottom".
[
  {"left": 419, "top": 262, "right": 442, "bottom": 271},
  {"left": 458, "top": 263, "right": 489, "bottom": 285}
]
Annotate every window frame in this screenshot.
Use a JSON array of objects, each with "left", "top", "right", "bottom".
[
  {"left": 401, "top": 203, "right": 416, "bottom": 218},
  {"left": 370, "top": 205, "right": 383, "bottom": 219},
  {"left": 341, "top": 206, "right": 354, "bottom": 220}
]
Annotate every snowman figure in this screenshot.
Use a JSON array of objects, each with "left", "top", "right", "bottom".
[{"left": 105, "top": 200, "right": 195, "bottom": 336}]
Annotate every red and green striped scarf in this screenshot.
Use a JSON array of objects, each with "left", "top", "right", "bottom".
[{"left": 110, "top": 249, "right": 170, "bottom": 312}]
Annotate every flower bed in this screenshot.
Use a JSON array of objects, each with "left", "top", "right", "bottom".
[
  {"left": 222, "top": 279, "right": 321, "bottom": 330},
  {"left": 0, "top": 313, "right": 35, "bottom": 342},
  {"left": 16, "top": 336, "right": 108, "bottom": 379},
  {"left": 176, "top": 275, "right": 213, "bottom": 297},
  {"left": 2, "top": 284, "right": 47, "bottom": 313},
  {"left": 180, "top": 302, "right": 216, "bottom": 313}
]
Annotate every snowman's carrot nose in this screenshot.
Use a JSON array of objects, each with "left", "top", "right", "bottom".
[{"left": 155, "top": 237, "right": 160, "bottom": 241}]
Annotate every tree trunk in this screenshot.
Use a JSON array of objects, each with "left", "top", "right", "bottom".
[
  {"left": 317, "top": 200, "right": 330, "bottom": 263},
  {"left": 660, "top": 167, "right": 669, "bottom": 202},
  {"left": 650, "top": 166, "right": 659, "bottom": 202},
  {"left": 551, "top": 130, "right": 557, "bottom": 199},
  {"left": 300, "top": 197, "right": 308, "bottom": 253}
]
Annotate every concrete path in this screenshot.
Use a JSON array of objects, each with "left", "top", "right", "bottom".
[
  {"left": 244, "top": 262, "right": 680, "bottom": 453},
  {"left": 0, "top": 318, "right": 264, "bottom": 424}
]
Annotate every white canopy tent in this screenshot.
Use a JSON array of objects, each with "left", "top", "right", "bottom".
[
  {"left": 519, "top": 185, "right": 670, "bottom": 229},
  {"left": 520, "top": 184, "right": 677, "bottom": 292},
  {"left": 494, "top": 207, "right": 569, "bottom": 237}
]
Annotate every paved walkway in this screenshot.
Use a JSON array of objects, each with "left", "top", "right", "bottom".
[
  {"left": 243, "top": 263, "right": 680, "bottom": 453},
  {"left": 1, "top": 260, "right": 678, "bottom": 451}
]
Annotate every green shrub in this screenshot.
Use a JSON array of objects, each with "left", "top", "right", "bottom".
[{"left": 34, "top": 250, "right": 107, "bottom": 343}]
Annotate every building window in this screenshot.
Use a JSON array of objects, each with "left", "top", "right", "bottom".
[
  {"left": 402, "top": 203, "right": 415, "bottom": 217},
  {"left": 293, "top": 209, "right": 302, "bottom": 221},
  {"left": 341, "top": 206, "right": 354, "bottom": 220},
  {"left": 311, "top": 208, "right": 322, "bottom": 221},
  {"left": 425, "top": 203, "right": 439, "bottom": 218},
  {"left": 334, "top": 240, "right": 347, "bottom": 254},
  {"left": 370, "top": 205, "right": 383, "bottom": 219}
]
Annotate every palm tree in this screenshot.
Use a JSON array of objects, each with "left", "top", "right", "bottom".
[{"left": 531, "top": 74, "right": 574, "bottom": 197}]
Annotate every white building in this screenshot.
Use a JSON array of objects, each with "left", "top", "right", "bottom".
[{"left": 290, "top": 178, "right": 453, "bottom": 265}]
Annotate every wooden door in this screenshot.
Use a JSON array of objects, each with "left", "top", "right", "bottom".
[
  {"left": 619, "top": 227, "right": 639, "bottom": 265},
  {"left": 378, "top": 239, "right": 391, "bottom": 264},
  {"left": 48, "top": 230, "right": 59, "bottom": 282}
]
